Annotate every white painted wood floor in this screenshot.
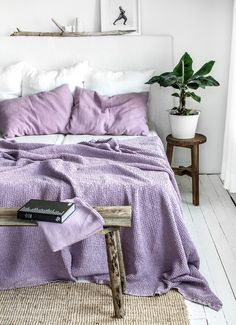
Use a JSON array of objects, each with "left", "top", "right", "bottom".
[
  {"left": 230, "top": 192, "right": 236, "bottom": 205},
  {"left": 176, "top": 174, "right": 236, "bottom": 325}
]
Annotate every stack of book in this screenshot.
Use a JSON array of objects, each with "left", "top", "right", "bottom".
[{"left": 17, "top": 199, "right": 75, "bottom": 223}]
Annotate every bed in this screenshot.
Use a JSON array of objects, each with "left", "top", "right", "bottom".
[{"left": 0, "top": 36, "right": 222, "bottom": 311}]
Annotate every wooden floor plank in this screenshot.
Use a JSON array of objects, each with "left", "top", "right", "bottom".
[
  {"left": 176, "top": 178, "right": 207, "bottom": 321},
  {"left": 205, "top": 175, "right": 236, "bottom": 235},
  {"left": 185, "top": 301, "right": 206, "bottom": 321},
  {"left": 190, "top": 176, "right": 236, "bottom": 323},
  {"left": 190, "top": 320, "right": 208, "bottom": 325},
  {"left": 178, "top": 176, "right": 228, "bottom": 325},
  {"left": 209, "top": 175, "right": 234, "bottom": 205},
  {"left": 209, "top": 175, "right": 236, "bottom": 226},
  {"left": 199, "top": 175, "right": 236, "bottom": 298},
  {"left": 230, "top": 193, "right": 236, "bottom": 204}
]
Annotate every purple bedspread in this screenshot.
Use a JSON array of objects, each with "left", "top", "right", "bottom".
[{"left": 0, "top": 137, "right": 222, "bottom": 310}]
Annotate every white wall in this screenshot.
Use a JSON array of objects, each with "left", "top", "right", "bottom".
[{"left": 0, "top": 0, "right": 234, "bottom": 173}]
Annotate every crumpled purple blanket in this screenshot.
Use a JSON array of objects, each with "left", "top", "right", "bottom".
[{"left": 0, "top": 137, "right": 222, "bottom": 310}]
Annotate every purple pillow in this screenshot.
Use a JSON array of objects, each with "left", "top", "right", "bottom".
[
  {"left": 67, "top": 87, "right": 149, "bottom": 136},
  {"left": 0, "top": 84, "right": 73, "bottom": 138}
]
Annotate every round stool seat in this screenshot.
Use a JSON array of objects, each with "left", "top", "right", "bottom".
[{"left": 166, "top": 134, "right": 207, "bottom": 147}]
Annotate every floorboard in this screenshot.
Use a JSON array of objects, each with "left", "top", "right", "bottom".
[
  {"left": 190, "top": 320, "right": 208, "bottom": 325},
  {"left": 178, "top": 176, "right": 227, "bottom": 325},
  {"left": 178, "top": 175, "right": 236, "bottom": 325},
  {"left": 229, "top": 192, "right": 236, "bottom": 205}
]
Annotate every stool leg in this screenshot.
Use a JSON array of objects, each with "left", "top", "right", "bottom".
[
  {"left": 114, "top": 230, "right": 126, "bottom": 293},
  {"left": 191, "top": 144, "right": 199, "bottom": 205},
  {"left": 166, "top": 143, "right": 174, "bottom": 165},
  {"left": 105, "top": 231, "right": 124, "bottom": 318}
]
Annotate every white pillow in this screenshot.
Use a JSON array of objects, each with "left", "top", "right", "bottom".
[
  {"left": 0, "top": 62, "right": 27, "bottom": 101},
  {"left": 22, "top": 61, "right": 91, "bottom": 96},
  {"left": 85, "top": 69, "right": 155, "bottom": 96}
]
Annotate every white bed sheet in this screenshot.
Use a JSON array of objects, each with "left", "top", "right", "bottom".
[
  {"left": 62, "top": 130, "right": 158, "bottom": 145},
  {"left": 1, "top": 134, "right": 65, "bottom": 144},
  {"left": 0, "top": 130, "right": 158, "bottom": 145}
]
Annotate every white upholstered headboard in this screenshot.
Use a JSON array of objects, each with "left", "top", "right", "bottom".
[{"left": 0, "top": 35, "right": 174, "bottom": 144}]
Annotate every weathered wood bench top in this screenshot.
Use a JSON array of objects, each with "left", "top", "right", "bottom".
[{"left": 0, "top": 206, "right": 132, "bottom": 228}]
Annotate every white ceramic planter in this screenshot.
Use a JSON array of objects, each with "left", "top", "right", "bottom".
[{"left": 169, "top": 111, "right": 200, "bottom": 139}]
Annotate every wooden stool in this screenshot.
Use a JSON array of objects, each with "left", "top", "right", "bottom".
[
  {"left": 166, "top": 133, "right": 207, "bottom": 206},
  {"left": 0, "top": 206, "right": 132, "bottom": 319}
]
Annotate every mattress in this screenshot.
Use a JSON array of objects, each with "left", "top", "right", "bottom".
[{"left": 1, "top": 130, "right": 158, "bottom": 145}]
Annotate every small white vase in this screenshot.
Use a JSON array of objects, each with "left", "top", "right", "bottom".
[{"left": 169, "top": 111, "right": 200, "bottom": 139}]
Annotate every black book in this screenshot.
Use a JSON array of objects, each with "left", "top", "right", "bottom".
[{"left": 17, "top": 199, "right": 75, "bottom": 223}]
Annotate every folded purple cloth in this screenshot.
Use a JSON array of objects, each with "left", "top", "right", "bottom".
[{"left": 38, "top": 198, "right": 104, "bottom": 252}]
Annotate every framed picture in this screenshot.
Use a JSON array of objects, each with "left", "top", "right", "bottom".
[{"left": 100, "top": 0, "right": 141, "bottom": 34}]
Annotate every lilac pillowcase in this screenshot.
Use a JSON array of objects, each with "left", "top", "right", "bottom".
[
  {"left": 0, "top": 84, "right": 73, "bottom": 138},
  {"left": 67, "top": 87, "right": 149, "bottom": 136}
]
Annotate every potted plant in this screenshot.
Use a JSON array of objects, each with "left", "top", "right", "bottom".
[{"left": 146, "top": 52, "right": 220, "bottom": 139}]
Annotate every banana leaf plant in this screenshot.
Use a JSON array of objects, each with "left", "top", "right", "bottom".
[{"left": 146, "top": 52, "right": 220, "bottom": 115}]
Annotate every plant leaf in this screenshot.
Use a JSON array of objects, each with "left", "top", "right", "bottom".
[
  {"left": 187, "top": 82, "right": 200, "bottom": 90},
  {"left": 173, "top": 52, "right": 194, "bottom": 83},
  {"left": 192, "top": 61, "right": 215, "bottom": 78},
  {"left": 172, "top": 84, "right": 180, "bottom": 89},
  {"left": 185, "top": 92, "right": 191, "bottom": 97},
  {"left": 145, "top": 72, "right": 177, "bottom": 87},
  {"left": 145, "top": 76, "right": 162, "bottom": 85},
  {"left": 188, "top": 75, "right": 220, "bottom": 89},
  {"left": 184, "top": 91, "right": 201, "bottom": 102},
  {"left": 190, "top": 92, "right": 201, "bottom": 102},
  {"left": 171, "top": 92, "right": 180, "bottom": 97},
  {"left": 199, "top": 76, "right": 220, "bottom": 86}
]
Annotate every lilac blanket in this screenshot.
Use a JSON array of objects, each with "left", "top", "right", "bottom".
[{"left": 0, "top": 137, "right": 222, "bottom": 310}]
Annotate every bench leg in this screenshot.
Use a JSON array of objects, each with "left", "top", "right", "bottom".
[
  {"left": 105, "top": 231, "right": 124, "bottom": 318},
  {"left": 114, "top": 230, "right": 126, "bottom": 293},
  {"left": 191, "top": 144, "right": 199, "bottom": 206}
]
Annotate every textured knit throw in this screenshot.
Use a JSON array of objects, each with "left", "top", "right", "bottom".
[{"left": 0, "top": 137, "right": 222, "bottom": 310}]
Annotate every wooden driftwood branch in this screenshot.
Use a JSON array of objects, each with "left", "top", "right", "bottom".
[
  {"left": 10, "top": 30, "right": 136, "bottom": 37},
  {"left": 51, "top": 18, "right": 65, "bottom": 32}
]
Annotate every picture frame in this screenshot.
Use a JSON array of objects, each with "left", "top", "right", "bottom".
[{"left": 100, "top": 0, "right": 141, "bottom": 35}]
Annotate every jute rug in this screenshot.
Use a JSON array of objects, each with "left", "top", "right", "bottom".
[{"left": 0, "top": 282, "right": 190, "bottom": 325}]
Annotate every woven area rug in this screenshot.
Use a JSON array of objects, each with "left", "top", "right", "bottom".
[{"left": 0, "top": 282, "right": 190, "bottom": 325}]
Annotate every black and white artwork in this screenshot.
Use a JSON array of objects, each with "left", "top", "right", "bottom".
[
  {"left": 101, "top": 0, "right": 140, "bottom": 34},
  {"left": 113, "top": 6, "right": 128, "bottom": 26}
]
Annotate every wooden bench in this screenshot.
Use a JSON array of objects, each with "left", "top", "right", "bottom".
[{"left": 0, "top": 206, "right": 132, "bottom": 319}]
